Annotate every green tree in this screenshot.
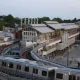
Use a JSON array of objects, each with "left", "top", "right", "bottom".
[
  {"left": 0, "top": 21, "right": 5, "bottom": 30},
  {"left": 38, "top": 17, "right": 50, "bottom": 23},
  {"left": 14, "top": 17, "right": 20, "bottom": 24},
  {"left": 52, "top": 18, "right": 63, "bottom": 23},
  {"left": 4, "top": 14, "right": 15, "bottom": 27}
]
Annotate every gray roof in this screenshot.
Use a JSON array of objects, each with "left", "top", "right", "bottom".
[
  {"left": 30, "top": 24, "right": 46, "bottom": 27},
  {"left": 0, "top": 31, "right": 13, "bottom": 37},
  {"left": 47, "top": 23, "right": 79, "bottom": 30},
  {"left": 30, "top": 24, "right": 54, "bottom": 33},
  {"left": 61, "top": 23, "right": 79, "bottom": 29},
  {"left": 43, "top": 21, "right": 59, "bottom": 24}
]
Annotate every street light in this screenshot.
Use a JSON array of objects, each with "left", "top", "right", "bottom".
[{"left": 67, "top": 48, "right": 69, "bottom": 67}]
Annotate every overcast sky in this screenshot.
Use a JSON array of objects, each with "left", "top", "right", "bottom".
[{"left": 0, "top": 0, "right": 80, "bottom": 19}]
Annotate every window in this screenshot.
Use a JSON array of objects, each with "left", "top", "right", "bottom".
[
  {"left": 48, "top": 70, "right": 55, "bottom": 78},
  {"left": 56, "top": 73, "right": 63, "bottom": 79},
  {"left": 24, "top": 32, "right": 25, "bottom": 35},
  {"left": 17, "top": 65, "right": 21, "bottom": 70},
  {"left": 77, "top": 76, "right": 80, "bottom": 80},
  {"left": 69, "top": 75, "right": 76, "bottom": 80},
  {"left": 2, "top": 62, "right": 6, "bottom": 67},
  {"left": 33, "top": 68, "right": 38, "bottom": 74},
  {"left": 28, "top": 32, "right": 29, "bottom": 35},
  {"left": 42, "top": 71, "right": 47, "bottom": 76},
  {"left": 25, "top": 66, "right": 29, "bottom": 72},
  {"left": 26, "top": 32, "right": 27, "bottom": 35},
  {"left": 32, "top": 33, "right": 33, "bottom": 36},
  {"left": 30, "top": 32, "right": 31, "bottom": 35},
  {"left": 9, "top": 63, "right": 13, "bottom": 68},
  {"left": 34, "top": 33, "right": 35, "bottom": 36}
]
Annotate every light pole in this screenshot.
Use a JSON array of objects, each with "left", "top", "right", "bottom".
[{"left": 67, "top": 48, "right": 69, "bottom": 67}]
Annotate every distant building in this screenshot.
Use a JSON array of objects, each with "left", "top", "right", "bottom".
[
  {"left": 21, "top": 20, "right": 79, "bottom": 55},
  {"left": 3, "top": 26, "right": 22, "bottom": 40}
]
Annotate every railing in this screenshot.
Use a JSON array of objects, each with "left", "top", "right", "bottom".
[
  {"left": 31, "top": 43, "right": 65, "bottom": 68},
  {"left": 1, "top": 43, "right": 19, "bottom": 56}
]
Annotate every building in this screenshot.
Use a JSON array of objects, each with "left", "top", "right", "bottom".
[
  {"left": 0, "top": 31, "right": 14, "bottom": 41},
  {"left": 21, "top": 20, "right": 79, "bottom": 55}
]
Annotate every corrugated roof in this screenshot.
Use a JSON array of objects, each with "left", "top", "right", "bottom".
[
  {"left": 30, "top": 24, "right": 46, "bottom": 27},
  {"left": 33, "top": 26, "right": 53, "bottom": 33},
  {"left": 61, "top": 23, "right": 79, "bottom": 29},
  {"left": 47, "top": 23, "right": 79, "bottom": 30},
  {"left": 30, "top": 24, "right": 54, "bottom": 33},
  {"left": 43, "top": 21, "right": 59, "bottom": 24}
]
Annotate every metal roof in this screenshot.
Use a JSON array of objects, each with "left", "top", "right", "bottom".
[
  {"left": 61, "top": 23, "right": 79, "bottom": 29},
  {"left": 30, "top": 24, "right": 46, "bottom": 27},
  {"left": 43, "top": 21, "right": 59, "bottom": 24},
  {"left": 47, "top": 23, "right": 79, "bottom": 30},
  {"left": 0, "top": 31, "right": 13, "bottom": 37},
  {"left": 30, "top": 24, "right": 54, "bottom": 33},
  {"left": 33, "top": 26, "right": 53, "bottom": 33}
]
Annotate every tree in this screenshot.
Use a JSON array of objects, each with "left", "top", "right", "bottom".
[
  {"left": 14, "top": 17, "right": 20, "bottom": 24},
  {"left": 4, "top": 14, "right": 15, "bottom": 27},
  {"left": 38, "top": 17, "right": 50, "bottom": 23},
  {"left": 42, "top": 17, "right": 50, "bottom": 21},
  {"left": 72, "top": 18, "right": 77, "bottom": 23},
  {"left": 52, "top": 18, "right": 63, "bottom": 23},
  {"left": 0, "top": 21, "right": 5, "bottom": 30},
  {"left": 63, "top": 19, "right": 72, "bottom": 23}
]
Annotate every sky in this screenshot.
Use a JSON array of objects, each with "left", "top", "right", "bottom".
[{"left": 0, "top": 0, "right": 80, "bottom": 19}]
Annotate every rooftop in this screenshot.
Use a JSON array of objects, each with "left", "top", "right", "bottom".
[
  {"left": 43, "top": 21, "right": 59, "bottom": 24},
  {"left": 33, "top": 26, "right": 54, "bottom": 33},
  {"left": 47, "top": 23, "right": 79, "bottom": 30},
  {"left": 0, "top": 31, "right": 13, "bottom": 37}
]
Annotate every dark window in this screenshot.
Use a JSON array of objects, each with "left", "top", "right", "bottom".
[
  {"left": 17, "top": 65, "right": 21, "bottom": 70},
  {"left": 56, "top": 73, "right": 63, "bottom": 79},
  {"left": 9, "top": 63, "right": 13, "bottom": 68},
  {"left": 48, "top": 70, "right": 55, "bottom": 78},
  {"left": 77, "top": 76, "right": 80, "bottom": 80},
  {"left": 42, "top": 71, "right": 47, "bottom": 76},
  {"left": 33, "top": 68, "right": 38, "bottom": 74},
  {"left": 69, "top": 75, "right": 76, "bottom": 80},
  {"left": 73, "top": 75, "right": 76, "bottom": 80},
  {"left": 25, "top": 67, "right": 29, "bottom": 72},
  {"left": 26, "top": 32, "right": 27, "bottom": 35},
  {"left": 16, "top": 53, "right": 19, "bottom": 55},
  {"left": 69, "top": 75, "right": 72, "bottom": 80},
  {"left": 2, "top": 62, "right": 6, "bottom": 67},
  {"left": 24, "top": 32, "right": 25, "bottom": 35}
]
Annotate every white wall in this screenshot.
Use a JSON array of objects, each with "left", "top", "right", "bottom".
[{"left": 56, "top": 37, "right": 75, "bottom": 50}]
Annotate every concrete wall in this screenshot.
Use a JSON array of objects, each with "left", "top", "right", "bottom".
[{"left": 56, "top": 37, "right": 75, "bottom": 50}]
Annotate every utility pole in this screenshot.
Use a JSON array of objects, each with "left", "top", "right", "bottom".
[{"left": 67, "top": 48, "right": 70, "bottom": 67}]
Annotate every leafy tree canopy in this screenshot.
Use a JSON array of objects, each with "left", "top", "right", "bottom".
[{"left": 52, "top": 18, "right": 63, "bottom": 23}]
